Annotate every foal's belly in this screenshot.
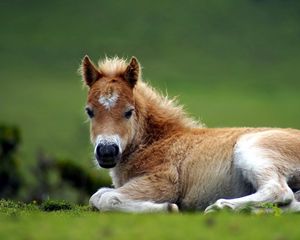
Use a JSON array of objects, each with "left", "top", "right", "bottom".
[
  {"left": 178, "top": 159, "right": 255, "bottom": 211},
  {"left": 169, "top": 128, "right": 259, "bottom": 210}
]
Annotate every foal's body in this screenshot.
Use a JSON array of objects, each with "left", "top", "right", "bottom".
[
  {"left": 81, "top": 56, "right": 300, "bottom": 213},
  {"left": 107, "top": 124, "right": 300, "bottom": 212},
  {"left": 111, "top": 128, "right": 254, "bottom": 210}
]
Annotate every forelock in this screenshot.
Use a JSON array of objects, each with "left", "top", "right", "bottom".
[{"left": 98, "top": 56, "right": 127, "bottom": 77}]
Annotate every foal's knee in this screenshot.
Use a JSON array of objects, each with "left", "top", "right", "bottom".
[
  {"left": 89, "top": 189, "right": 122, "bottom": 211},
  {"left": 97, "top": 191, "right": 122, "bottom": 211},
  {"left": 278, "top": 187, "right": 294, "bottom": 204},
  {"left": 261, "top": 181, "right": 294, "bottom": 205}
]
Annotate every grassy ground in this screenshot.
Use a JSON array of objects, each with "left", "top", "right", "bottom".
[{"left": 0, "top": 200, "right": 300, "bottom": 240}]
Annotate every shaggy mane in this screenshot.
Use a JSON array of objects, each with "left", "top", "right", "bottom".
[{"left": 136, "top": 81, "right": 202, "bottom": 129}]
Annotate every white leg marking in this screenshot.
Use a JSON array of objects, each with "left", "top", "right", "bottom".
[
  {"left": 89, "top": 187, "right": 115, "bottom": 207},
  {"left": 205, "top": 180, "right": 294, "bottom": 213},
  {"left": 281, "top": 200, "right": 300, "bottom": 212},
  {"left": 89, "top": 188, "right": 178, "bottom": 213}
]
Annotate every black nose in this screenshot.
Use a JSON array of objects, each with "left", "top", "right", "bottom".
[{"left": 96, "top": 144, "right": 119, "bottom": 160}]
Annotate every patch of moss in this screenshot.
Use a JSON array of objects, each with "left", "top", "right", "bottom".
[{"left": 40, "top": 200, "right": 74, "bottom": 212}]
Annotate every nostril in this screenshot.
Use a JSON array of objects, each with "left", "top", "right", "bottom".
[
  {"left": 96, "top": 144, "right": 119, "bottom": 159},
  {"left": 111, "top": 144, "right": 119, "bottom": 156},
  {"left": 105, "top": 144, "right": 119, "bottom": 157},
  {"left": 96, "top": 144, "right": 102, "bottom": 157}
]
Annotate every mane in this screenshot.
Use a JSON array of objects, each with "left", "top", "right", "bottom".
[
  {"left": 135, "top": 81, "right": 203, "bottom": 129},
  {"left": 98, "top": 56, "right": 128, "bottom": 77}
]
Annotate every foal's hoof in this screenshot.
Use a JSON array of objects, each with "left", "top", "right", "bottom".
[
  {"left": 167, "top": 203, "right": 179, "bottom": 213},
  {"left": 204, "top": 205, "right": 220, "bottom": 214},
  {"left": 204, "top": 199, "right": 235, "bottom": 214},
  {"left": 89, "top": 187, "right": 114, "bottom": 210},
  {"left": 294, "top": 190, "right": 300, "bottom": 202}
]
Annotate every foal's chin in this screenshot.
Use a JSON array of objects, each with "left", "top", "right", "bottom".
[
  {"left": 97, "top": 156, "right": 120, "bottom": 169},
  {"left": 98, "top": 161, "right": 117, "bottom": 169}
]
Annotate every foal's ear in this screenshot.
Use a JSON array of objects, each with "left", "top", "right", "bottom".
[
  {"left": 81, "top": 55, "right": 102, "bottom": 87},
  {"left": 124, "top": 57, "right": 140, "bottom": 88}
]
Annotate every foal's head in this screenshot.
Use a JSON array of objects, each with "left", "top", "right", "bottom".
[{"left": 81, "top": 56, "right": 140, "bottom": 168}]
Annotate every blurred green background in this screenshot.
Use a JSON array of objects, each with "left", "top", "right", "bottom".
[{"left": 0, "top": 0, "right": 300, "bottom": 202}]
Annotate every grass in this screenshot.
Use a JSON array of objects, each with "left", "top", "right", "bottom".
[{"left": 0, "top": 200, "right": 300, "bottom": 240}]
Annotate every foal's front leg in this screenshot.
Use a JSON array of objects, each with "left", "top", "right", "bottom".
[
  {"left": 89, "top": 174, "right": 179, "bottom": 213},
  {"left": 89, "top": 189, "right": 178, "bottom": 212}
]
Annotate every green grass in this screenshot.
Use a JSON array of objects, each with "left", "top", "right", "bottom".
[{"left": 0, "top": 200, "right": 300, "bottom": 240}]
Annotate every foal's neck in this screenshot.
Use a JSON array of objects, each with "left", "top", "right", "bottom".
[
  {"left": 134, "top": 83, "right": 194, "bottom": 147},
  {"left": 141, "top": 105, "right": 186, "bottom": 144}
]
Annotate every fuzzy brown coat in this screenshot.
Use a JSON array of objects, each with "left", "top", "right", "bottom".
[{"left": 82, "top": 56, "right": 300, "bottom": 212}]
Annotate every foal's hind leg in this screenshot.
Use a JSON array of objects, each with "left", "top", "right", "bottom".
[
  {"left": 205, "top": 132, "right": 297, "bottom": 213},
  {"left": 280, "top": 200, "right": 300, "bottom": 212},
  {"left": 205, "top": 177, "right": 294, "bottom": 213}
]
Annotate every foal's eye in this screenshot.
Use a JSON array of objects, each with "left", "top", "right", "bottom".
[
  {"left": 124, "top": 109, "right": 134, "bottom": 119},
  {"left": 85, "top": 107, "right": 94, "bottom": 118}
]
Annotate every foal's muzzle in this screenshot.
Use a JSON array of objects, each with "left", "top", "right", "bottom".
[{"left": 95, "top": 143, "right": 120, "bottom": 168}]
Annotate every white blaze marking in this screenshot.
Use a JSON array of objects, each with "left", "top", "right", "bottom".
[{"left": 98, "top": 92, "right": 119, "bottom": 110}]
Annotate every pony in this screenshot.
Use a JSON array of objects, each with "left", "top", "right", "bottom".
[{"left": 80, "top": 55, "right": 300, "bottom": 213}]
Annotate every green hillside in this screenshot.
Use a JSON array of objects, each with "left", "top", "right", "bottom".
[{"left": 1, "top": 0, "right": 300, "bottom": 166}]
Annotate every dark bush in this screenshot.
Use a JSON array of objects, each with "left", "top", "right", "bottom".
[{"left": 0, "top": 125, "right": 22, "bottom": 199}]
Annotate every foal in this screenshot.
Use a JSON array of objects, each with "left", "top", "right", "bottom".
[{"left": 80, "top": 55, "right": 300, "bottom": 213}]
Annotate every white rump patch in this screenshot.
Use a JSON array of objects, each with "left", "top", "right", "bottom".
[
  {"left": 98, "top": 92, "right": 119, "bottom": 110},
  {"left": 233, "top": 131, "right": 278, "bottom": 188}
]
